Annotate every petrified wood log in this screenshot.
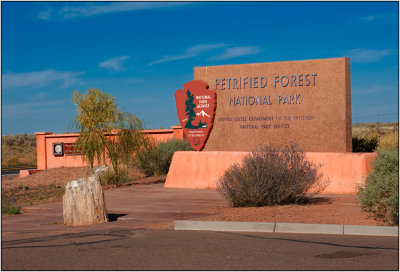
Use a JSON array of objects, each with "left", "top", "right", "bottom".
[{"left": 63, "top": 172, "right": 108, "bottom": 226}]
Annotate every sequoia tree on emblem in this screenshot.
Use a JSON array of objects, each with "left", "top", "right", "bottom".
[{"left": 175, "top": 80, "right": 217, "bottom": 151}]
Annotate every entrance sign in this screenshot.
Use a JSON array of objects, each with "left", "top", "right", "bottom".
[
  {"left": 64, "top": 143, "right": 82, "bottom": 156},
  {"left": 193, "top": 58, "right": 352, "bottom": 152},
  {"left": 175, "top": 80, "right": 217, "bottom": 151}
]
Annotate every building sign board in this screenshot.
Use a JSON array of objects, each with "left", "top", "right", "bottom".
[
  {"left": 193, "top": 57, "right": 352, "bottom": 152},
  {"left": 64, "top": 143, "right": 82, "bottom": 156},
  {"left": 52, "top": 142, "right": 82, "bottom": 156}
]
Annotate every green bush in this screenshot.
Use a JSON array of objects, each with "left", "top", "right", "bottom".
[
  {"left": 99, "top": 165, "right": 129, "bottom": 185},
  {"left": 217, "top": 144, "right": 329, "bottom": 207},
  {"left": 2, "top": 205, "right": 20, "bottom": 215},
  {"left": 357, "top": 148, "right": 399, "bottom": 225},
  {"left": 352, "top": 135, "right": 378, "bottom": 152},
  {"left": 136, "top": 138, "right": 193, "bottom": 176},
  {"left": 1, "top": 195, "right": 21, "bottom": 215}
]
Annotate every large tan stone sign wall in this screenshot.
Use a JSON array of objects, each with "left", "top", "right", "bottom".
[{"left": 194, "top": 57, "right": 352, "bottom": 152}]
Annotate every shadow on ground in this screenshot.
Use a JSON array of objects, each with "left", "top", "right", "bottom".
[{"left": 107, "top": 214, "right": 128, "bottom": 222}]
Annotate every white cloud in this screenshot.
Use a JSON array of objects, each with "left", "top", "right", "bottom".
[
  {"left": 358, "top": 15, "right": 376, "bottom": 22},
  {"left": 346, "top": 48, "right": 393, "bottom": 63},
  {"left": 92, "top": 77, "right": 143, "bottom": 86},
  {"left": 3, "top": 69, "right": 85, "bottom": 89},
  {"left": 31, "top": 92, "right": 48, "bottom": 101},
  {"left": 149, "top": 43, "right": 230, "bottom": 65},
  {"left": 186, "top": 44, "right": 230, "bottom": 55},
  {"left": 3, "top": 100, "right": 70, "bottom": 118},
  {"left": 208, "top": 46, "right": 261, "bottom": 61},
  {"left": 99, "top": 56, "right": 130, "bottom": 72},
  {"left": 357, "top": 13, "right": 397, "bottom": 23},
  {"left": 38, "top": 8, "right": 53, "bottom": 20},
  {"left": 353, "top": 84, "right": 397, "bottom": 94},
  {"left": 38, "top": 2, "right": 191, "bottom": 20}
]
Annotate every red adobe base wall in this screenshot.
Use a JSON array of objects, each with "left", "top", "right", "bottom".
[
  {"left": 165, "top": 151, "right": 377, "bottom": 194},
  {"left": 33, "top": 127, "right": 184, "bottom": 171},
  {"left": 19, "top": 169, "right": 43, "bottom": 178}
]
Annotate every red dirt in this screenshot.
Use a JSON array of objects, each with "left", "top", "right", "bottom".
[
  {"left": 2, "top": 167, "right": 92, "bottom": 190},
  {"left": 2, "top": 167, "right": 164, "bottom": 191},
  {"left": 190, "top": 195, "right": 385, "bottom": 226},
  {"left": 140, "top": 195, "right": 388, "bottom": 231},
  {"left": 1, "top": 167, "right": 166, "bottom": 210},
  {"left": 2, "top": 167, "right": 387, "bottom": 227},
  {"left": 141, "top": 194, "right": 387, "bottom": 230}
]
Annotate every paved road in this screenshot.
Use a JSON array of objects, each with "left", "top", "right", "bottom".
[
  {"left": 2, "top": 229, "right": 398, "bottom": 270},
  {"left": 1, "top": 166, "right": 35, "bottom": 175},
  {"left": 2, "top": 184, "right": 398, "bottom": 270}
]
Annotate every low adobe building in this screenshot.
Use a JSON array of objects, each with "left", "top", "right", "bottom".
[{"left": 20, "top": 126, "right": 183, "bottom": 177}]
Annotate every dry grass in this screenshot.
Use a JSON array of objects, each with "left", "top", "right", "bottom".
[
  {"left": 352, "top": 122, "right": 398, "bottom": 151},
  {"left": 378, "top": 132, "right": 399, "bottom": 150},
  {"left": 2, "top": 134, "right": 36, "bottom": 167}
]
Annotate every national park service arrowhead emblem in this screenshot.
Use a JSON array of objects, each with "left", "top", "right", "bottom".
[{"left": 175, "top": 80, "right": 217, "bottom": 151}]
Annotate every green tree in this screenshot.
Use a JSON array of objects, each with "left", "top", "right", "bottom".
[
  {"left": 72, "top": 88, "right": 148, "bottom": 185},
  {"left": 185, "top": 90, "right": 197, "bottom": 129}
]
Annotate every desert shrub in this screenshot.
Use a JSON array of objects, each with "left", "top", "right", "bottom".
[
  {"left": 217, "top": 144, "right": 329, "bottom": 207},
  {"left": 135, "top": 143, "right": 160, "bottom": 176},
  {"left": 1, "top": 194, "right": 20, "bottom": 215},
  {"left": 5, "top": 156, "right": 21, "bottom": 167},
  {"left": 3, "top": 134, "right": 36, "bottom": 147},
  {"left": 3, "top": 136, "right": 16, "bottom": 146},
  {"left": 2, "top": 134, "right": 36, "bottom": 167},
  {"left": 2, "top": 205, "right": 20, "bottom": 215},
  {"left": 352, "top": 135, "right": 378, "bottom": 152},
  {"left": 377, "top": 132, "right": 398, "bottom": 150},
  {"left": 136, "top": 138, "right": 193, "bottom": 176},
  {"left": 357, "top": 148, "right": 399, "bottom": 225},
  {"left": 99, "top": 165, "right": 129, "bottom": 185},
  {"left": 24, "top": 153, "right": 37, "bottom": 167}
]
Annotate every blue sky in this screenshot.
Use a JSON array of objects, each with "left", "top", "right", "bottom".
[{"left": 2, "top": 1, "right": 399, "bottom": 135}]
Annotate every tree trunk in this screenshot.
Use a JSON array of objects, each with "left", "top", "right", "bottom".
[{"left": 63, "top": 173, "right": 108, "bottom": 226}]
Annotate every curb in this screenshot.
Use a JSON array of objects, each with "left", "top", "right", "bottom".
[{"left": 174, "top": 220, "right": 398, "bottom": 237}]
